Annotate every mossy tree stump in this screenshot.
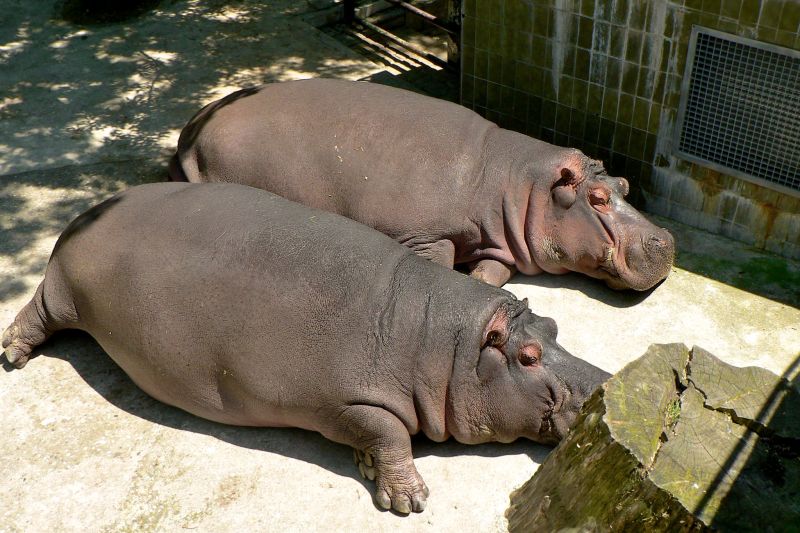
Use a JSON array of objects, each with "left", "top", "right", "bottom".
[{"left": 507, "top": 344, "right": 799, "bottom": 532}]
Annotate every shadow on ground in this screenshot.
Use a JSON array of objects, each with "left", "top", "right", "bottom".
[
  {"left": 0, "top": 160, "right": 165, "bottom": 302},
  {"left": 709, "top": 352, "right": 799, "bottom": 528},
  {"left": 657, "top": 215, "right": 800, "bottom": 308},
  {"left": 508, "top": 271, "right": 656, "bottom": 309},
  {"left": 4, "top": 330, "right": 552, "bottom": 507},
  {"left": 0, "top": 0, "right": 388, "bottom": 308},
  {"left": 57, "top": 0, "right": 164, "bottom": 25}
]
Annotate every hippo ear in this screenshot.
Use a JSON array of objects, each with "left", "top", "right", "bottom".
[
  {"left": 618, "top": 177, "right": 630, "bottom": 197},
  {"left": 555, "top": 167, "right": 581, "bottom": 187},
  {"left": 482, "top": 305, "right": 510, "bottom": 348}
]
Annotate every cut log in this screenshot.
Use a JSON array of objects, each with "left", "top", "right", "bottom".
[{"left": 506, "top": 343, "right": 800, "bottom": 532}]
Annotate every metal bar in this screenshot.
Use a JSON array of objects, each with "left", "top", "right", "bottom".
[
  {"left": 382, "top": 0, "right": 459, "bottom": 36},
  {"left": 355, "top": 17, "right": 450, "bottom": 70},
  {"left": 349, "top": 25, "right": 441, "bottom": 70}
]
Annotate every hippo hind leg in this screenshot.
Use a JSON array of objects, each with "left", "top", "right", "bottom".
[
  {"left": 3, "top": 286, "right": 50, "bottom": 369},
  {"left": 3, "top": 265, "right": 77, "bottom": 369}
]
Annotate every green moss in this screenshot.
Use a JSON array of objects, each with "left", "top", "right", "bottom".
[
  {"left": 664, "top": 398, "right": 681, "bottom": 429},
  {"left": 746, "top": 257, "right": 800, "bottom": 283},
  {"left": 677, "top": 253, "right": 800, "bottom": 307}
]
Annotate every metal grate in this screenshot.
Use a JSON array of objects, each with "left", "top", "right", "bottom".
[{"left": 676, "top": 27, "right": 800, "bottom": 194}]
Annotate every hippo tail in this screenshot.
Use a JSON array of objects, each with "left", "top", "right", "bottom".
[{"left": 168, "top": 153, "right": 189, "bottom": 182}]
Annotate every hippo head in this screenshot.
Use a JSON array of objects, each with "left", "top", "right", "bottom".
[
  {"left": 528, "top": 152, "right": 675, "bottom": 291},
  {"left": 449, "top": 299, "right": 610, "bottom": 446}
]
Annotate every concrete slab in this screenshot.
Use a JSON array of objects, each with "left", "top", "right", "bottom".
[{"left": 2, "top": 2, "right": 798, "bottom": 532}]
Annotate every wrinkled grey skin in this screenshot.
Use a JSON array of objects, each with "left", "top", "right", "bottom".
[
  {"left": 3, "top": 183, "right": 609, "bottom": 514},
  {"left": 170, "top": 78, "right": 674, "bottom": 290}
]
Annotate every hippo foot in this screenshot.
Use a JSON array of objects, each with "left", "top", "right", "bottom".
[
  {"left": 330, "top": 405, "right": 430, "bottom": 513},
  {"left": 2, "top": 324, "right": 31, "bottom": 369},
  {"left": 353, "top": 447, "right": 429, "bottom": 514}
]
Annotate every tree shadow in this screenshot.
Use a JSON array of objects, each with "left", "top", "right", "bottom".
[
  {"left": 0, "top": 160, "right": 165, "bottom": 302},
  {"left": 0, "top": 2, "right": 467, "bottom": 377},
  {"left": 0, "top": 0, "right": 390, "bottom": 179},
  {"left": 0, "top": 0, "right": 456, "bottom": 308},
  {"left": 57, "top": 0, "right": 164, "bottom": 25}
]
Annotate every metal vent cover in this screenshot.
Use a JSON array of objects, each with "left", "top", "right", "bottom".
[{"left": 676, "top": 27, "right": 800, "bottom": 196}]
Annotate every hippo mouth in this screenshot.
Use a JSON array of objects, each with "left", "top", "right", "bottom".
[
  {"left": 599, "top": 244, "right": 619, "bottom": 279},
  {"left": 595, "top": 213, "right": 657, "bottom": 290},
  {"left": 597, "top": 212, "right": 676, "bottom": 290},
  {"left": 537, "top": 401, "right": 567, "bottom": 445},
  {"left": 538, "top": 406, "right": 574, "bottom": 445},
  {"left": 595, "top": 213, "right": 623, "bottom": 283},
  {"left": 537, "top": 382, "right": 570, "bottom": 445}
]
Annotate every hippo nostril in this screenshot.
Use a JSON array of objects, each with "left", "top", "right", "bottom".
[{"left": 644, "top": 232, "right": 675, "bottom": 257}]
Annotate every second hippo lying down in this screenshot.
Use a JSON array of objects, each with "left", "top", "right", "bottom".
[
  {"left": 171, "top": 78, "right": 674, "bottom": 290},
  {"left": 3, "top": 182, "right": 609, "bottom": 514}
]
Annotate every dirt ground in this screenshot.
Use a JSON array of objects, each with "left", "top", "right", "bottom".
[{"left": 1, "top": 1, "right": 798, "bottom": 532}]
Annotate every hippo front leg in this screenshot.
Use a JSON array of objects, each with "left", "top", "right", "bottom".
[
  {"left": 469, "top": 259, "right": 517, "bottom": 287},
  {"left": 325, "top": 405, "right": 429, "bottom": 514}
]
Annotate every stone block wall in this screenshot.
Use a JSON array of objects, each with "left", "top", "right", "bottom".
[{"left": 460, "top": 0, "right": 800, "bottom": 259}]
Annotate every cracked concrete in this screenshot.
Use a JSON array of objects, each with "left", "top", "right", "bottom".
[{"left": 2, "top": 1, "right": 799, "bottom": 532}]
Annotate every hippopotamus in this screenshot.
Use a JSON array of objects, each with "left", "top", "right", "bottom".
[
  {"left": 170, "top": 78, "right": 674, "bottom": 290},
  {"left": 3, "top": 182, "right": 609, "bottom": 514}
]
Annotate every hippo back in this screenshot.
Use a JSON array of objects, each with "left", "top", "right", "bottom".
[{"left": 175, "top": 78, "right": 493, "bottom": 239}]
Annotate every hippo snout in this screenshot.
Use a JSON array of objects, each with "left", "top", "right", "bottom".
[
  {"left": 639, "top": 229, "right": 675, "bottom": 278},
  {"left": 544, "top": 353, "right": 610, "bottom": 441},
  {"left": 611, "top": 227, "right": 674, "bottom": 291},
  {"left": 565, "top": 361, "right": 611, "bottom": 408}
]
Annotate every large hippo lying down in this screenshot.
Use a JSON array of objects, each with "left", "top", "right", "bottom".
[
  {"left": 3, "top": 183, "right": 609, "bottom": 514},
  {"left": 170, "top": 78, "right": 674, "bottom": 290}
]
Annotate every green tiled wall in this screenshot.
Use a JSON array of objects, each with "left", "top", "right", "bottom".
[{"left": 461, "top": 0, "right": 800, "bottom": 260}]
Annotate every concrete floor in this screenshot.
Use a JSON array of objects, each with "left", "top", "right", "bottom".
[{"left": 1, "top": 1, "right": 798, "bottom": 532}]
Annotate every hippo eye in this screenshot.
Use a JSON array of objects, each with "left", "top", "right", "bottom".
[
  {"left": 518, "top": 344, "right": 542, "bottom": 367},
  {"left": 589, "top": 188, "right": 610, "bottom": 207}
]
